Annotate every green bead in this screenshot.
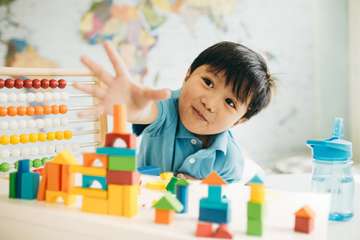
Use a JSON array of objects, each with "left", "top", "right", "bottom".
[
  {"left": 32, "top": 159, "right": 42, "bottom": 168},
  {"left": 41, "top": 157, "right": 48, "bottom": 165},
  {"left": 0, "top": 162, "right": 10, "bottom": 172}
]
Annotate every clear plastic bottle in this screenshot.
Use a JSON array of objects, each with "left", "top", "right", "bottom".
[{"left": 307, "top": 118, "right": 354, "bottom": 221}]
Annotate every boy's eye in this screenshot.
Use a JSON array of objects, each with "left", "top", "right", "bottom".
[
  {"left": 202, "top": 77, "right": 214, "bottom": 88},
  {"left": 225, "top": 98, "right": 236, "bottom": 109}
]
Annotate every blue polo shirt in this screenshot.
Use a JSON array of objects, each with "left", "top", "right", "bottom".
[{"left": 132, "top": 90, "right": 244, "bottom": 183}]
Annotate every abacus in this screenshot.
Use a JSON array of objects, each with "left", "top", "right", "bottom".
[{"left": 0, "top": 67, "right": 108, "bottom": 174}]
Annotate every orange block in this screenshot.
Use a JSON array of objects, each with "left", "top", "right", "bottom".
[
  {"left": 155, "top": 209, "right": 173, "bottom": 224},
  {"left": 195, "top": 222, "right": 213, "bottom": 237},
  {"left": 46, "top": 162, "right": 61, "bottom": 191},
  {"left": 212, "top": 224, "right": 233, "bottom": 239},
  {"left": 61, "top": 164, "right": 74, "bottom": 193},
  {"left": 201, "top": 171, "right": 226, "bottom": 186},
  {"left": 83, "top": 152, "right": 108, "bottom": 168},
  {"left": 113, "top": 104, "right": 126, "bottom": 134},
  {"left": 37, "top": 174, "right": 47, "bottom": 201}
]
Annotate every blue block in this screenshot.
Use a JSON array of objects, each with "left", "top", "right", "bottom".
[
  {"left": 208, "top": 186, "right": 222, "bottom": 201},
  {"left": 176, "top": 185, "right": 188, "bottom": 213},
  {"left": 199, "top": 197, "right": 229, "bottom": 210},
  {"left": 18, "top": 159, "right": 30, "bottom": 173},
  {"left": 199, "top": 207, "right": 230, "bottom": 224},
  {"left": 96, "top": 147, "right": 136, "bottom": 156},
  {"left": 19, "top": 172, "right": 39, "bottom": 200},
  {"left": 137, "top": 166, "right": 161, "bottom": 176},
  {"left": 82, "top": 175, "right": 107, "bottom": 190}
]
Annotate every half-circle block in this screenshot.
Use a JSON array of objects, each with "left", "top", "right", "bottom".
[{"left": 105, "top": 132, "right": 136, "bottom": 148}]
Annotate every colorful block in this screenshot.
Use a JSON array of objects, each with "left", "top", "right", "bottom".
[
  {"left": 82, "top": 196, "right": 108, "bottom": 214},
  {"left": 69, "top": 165, "right": 106, "bottom": 176},
  {"left": 105, "top": 132, "right": 136, "bottom": 148},
  {"left": 82, "top": 175, "right": 107, "bottom": 190},
  {"left": 212, "top": 224, "right": 233, "bottom": 239},
  {"left": 17, "top": 159, "right": 30, "bottom": 173},
  {"left": 70, "top": 187, "right": 107, "bottom": 199},
  {"left": 195, "top": 222, "right": 213, "bottom": 237},
  {"left": 199, "top": 207, "right": 230, "bottom": 224},
  {"left": 107, "top": 170, "right": 140, "bottom": 185},
  {"left": 96, "top": 147, "right": 135, "bottom": 156},
  {"left": 145, "top": 181, "right": 167, "bottom": 191},
  {"left": 247, "top": 218, "right": 263, "bottom": 236},
  {"left": 155, "top": 209, "right": 173, "bottom": 224},
  {"left": 165, "top": 176, "right": 179, "bottom": 194},
  {"left": 45, "top": 191, "right": 76, "bottom": 205},
  {"left": 9, "top": 172, "right": 17, "bottom": 198},
  {"left": 153, "top": 192, "right": 183, "bottom": 212},
  {"left": 250, "top": 184, "right": 265, "bottom": 203},
  {"left": 83, "top": 152, "right": 108, "bottom": 168},
  {"left": 37, "top": 174, "right": 47, "bottom": 201},
  {"left": 113, "top": 104, "right": 126, "bottom": 134},
  {"left": 160, "top": 172, "right": 173, "bottom": 181},
  {"left": 176, "top": 185, "right": 189, "bottom": 213},
  {"left": 52, "top": 150, "right": 77, "bottom": 165},
  {"left": 19, "top": 172, "right": 39, "bottom": 199},
  {"left": 294, "top": 217, "right": 314, "bottom": 233},
  {"left": 208, "top": 185, "right": 222, "bottom": 201},
  {"left": 61, "top": 164, "right": 74, "bottom": 193},
  {"left": 46, "top": 162, "right": 61, "bottom": 191},
  {"left": 247, "top": 201, "right": 263, "bottom": 220},
  {"left": 137, "top": 166, "right": 161, "bottom": 176},
  {"left": 108, "top": 155, "right": 137, "bottom": 171},
  {"left": 201, "top": 171, "right": 226, "bottom": 186},
  {"left": 108, "top": 184, "right": 123, "bottom": 216},
  {"left": 199, "top": 198, "right": 229, "bottom": 211},
  {"left": 123, "top": 185, "right": 138, "bottom": 217}
]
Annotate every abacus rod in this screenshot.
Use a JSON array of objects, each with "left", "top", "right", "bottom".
[{"left": 0, "top": 67, "right": 94, "bottom": 76}]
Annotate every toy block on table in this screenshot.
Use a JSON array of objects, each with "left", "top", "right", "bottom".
[
  {"left": 9, "top": 172, "right": 17, "bottom": 199},
  {"left": 200, "top": 198, "right": 229, "bottom": 211},
  {"left": 208, "top": 185, "right": 222, "bottom": 201},
  {"left": 199, "top": 207, "right": 231, "bottom": 224},
  {"left": 37, "top": 173, "right": 47, "bottom": 201},
  {"left": 145, "top": 181, "right": 167, "bottom": 191},
  {"left": 18, "top": 172, "right": 39, "bottom": 199},
  {"left": 122, "top": 185, "right": 139, "bottom": 217},
  {"left": 247, "top": 218, "right": 263, "bottom": 236},
  {"left": 69, "top": 165, "right": 106, "bottom": 177},
  {"left": 176, "top": 178, "right": 189, "bottom": 213},
  {"left": 201, "top": 171, "right": 226, "bottom": 186},
  {"left": 83, "top": 152, "right": 108, "bottom": 168},
  {"left": 61, "top": 164, "right": 74, "bottom": 193},
  {"left": 113, "top": 104, "right": 127, "bottom": 134},
  {"left": 17, "top": 159, "right": 30, "bottom": 173},
  {"left": 153, "top": 192, "right": 183, "bottom": 224},
  {"left": 45, "top": 190, "right": 76, "bottom": 205},
  {"left": 108, "top": 155, "right": 137, "bottom": 171},
  {"left": 105, "top": 133, "right": 136, "bottom": 148},
  {"left": 96, "top": 147, "right": 136, "bottom": 156},
  {"left": 70, "top": 187, "right": 107, "bottom": 199},
  {"left": 165, "top": 176, "right": 179, "bottom": 194},
  {"left": 160, "top": 172, "right": 173, "bottom": 181},
  {"left": 82, "top": 196, "right": 108, "bottom": 214},
  {"left": 195, "top": 222, "right": 213, "bottom": 237},
  {"left": 155, "top": 209, "right": 174, "bottom": 224},
  {"left": 137, "top": 166, "right": 161, "bottom": 176},
  {"left": 45, "top": 162, "right": 61, "bottom": 191},
  {"left": 294, "top": 206, "right": 315, "bottom": 234},
  {"left": 250, "top": 184, "right": 265, "bottom": 204},
  {"left": 246, "top": 174, "right": 264, "bottom": 185},
  {"left": 247, "top": 201, "right": 263, "bottom": 220},
  {"left": 107, "top": 170, "right": 140, "bottom": 185},
  {"left": 51, "top": 150, "right": 77, "bottom": 165},
  {"left": 82, "top": 175, "right": 107, "bottom": 190},
  {"left": 212, "top": 224, "right": 233, "bottom": 239},
  {"left": 108, "top": 184, "right": 123, "bottom": 216}
]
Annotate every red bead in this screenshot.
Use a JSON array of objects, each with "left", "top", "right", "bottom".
[
  {"left": 41, "top": 79, "right": 49, "bottom": 89},
  {"left": 32, "top": 79, "right": 41, "bottom": 89},
  {"left": 49, "top": 79, "right": 58, "bottom": 88},
  {"left": 5, "top": 79, "right": 15, "bottom": 88},
  {"left": 24, "top": 79, "right": 33, "bottom": 88},
  {"left": 0, "top": 79, "right": 4, "bottom": 88},
  {"left": 58, "top": 79, "right": 66, "bottom": 89},
  {"left": 14, "top": 79, "right": 24, "bottom": 89}
]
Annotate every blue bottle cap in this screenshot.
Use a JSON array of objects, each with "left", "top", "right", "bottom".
[{"left": 306, "top": 118, "right": 352, "bottom": 161}]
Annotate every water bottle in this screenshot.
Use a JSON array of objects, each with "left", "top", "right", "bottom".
[{"left": 307, "top": 118, "right": 354, "bottom": 221}]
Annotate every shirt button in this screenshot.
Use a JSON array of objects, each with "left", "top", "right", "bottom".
[
  {"left": 188, "top": 158, "right": 196, "bottom": 164},
  {"left": 191, "top": 139, "right": 197, "bottom": 145}
]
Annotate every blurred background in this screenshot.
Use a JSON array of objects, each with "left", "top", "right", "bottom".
[{"left": 0, "top": 0, "right": 359, "bottom": 174}]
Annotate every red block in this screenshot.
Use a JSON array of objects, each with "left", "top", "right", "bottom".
[
  {"left": 83, "top": 152, "right": 108, "bottom": 168},
  {"left": 295, "top": 217, "right": 314, "bottom": 234},
  {"left": 107, "top": 170, "right": 140, "bottom": 185},
  {"left": 213, "top": 224, "right": 233, "bottom": 239},
  {"left": 195, "top": 222, "right": 213, "bottom": 237},
  {"left": 46, "top": 162, "right": 61, "bottom": 191},
  {"left": 105, "top": 133, "right": 136, "bottom": 148}
]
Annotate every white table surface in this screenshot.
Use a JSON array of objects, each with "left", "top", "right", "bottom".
[{"left": 0, "top": 173, "right": 356, "bottom": 240}]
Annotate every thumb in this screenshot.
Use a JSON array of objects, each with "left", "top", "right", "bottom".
[{"left": 143, "top": 88, "right": 171, "bottom": 101}]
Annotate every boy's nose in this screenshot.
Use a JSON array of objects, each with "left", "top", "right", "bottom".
[{"left": 200, "top": 97, "right": 215, "bottom": 113}]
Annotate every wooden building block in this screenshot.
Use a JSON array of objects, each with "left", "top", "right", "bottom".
[
  {"left": 199, "top": 198, "right": 229, "bottom": 211},
  {"left": 37, "top": 174, "right": 47, "bottom": 201},
  {"left": 19, "top": 172, "right": 39, "bottom": 199},
  {"left": 17, "top": 159, "right": 30, "bottom": 173},
  {"left": 105, "top": 133, "right": 136, "bottom": 148},
  {"left": 52, "top": 150, "right": 77, "bottom": 165},
  {"left": 208, "top": 185, "right": 222, "bottom": 202},
  {"left": 61, "top": 164, "right": 74, "bottom": 193},
  {"left": 82, "top": 175, "right": 107, "bottom": 190},
  {"left": 83, "top": 152, "right": 108, "bottom": 168},
  {"left": 45, "top": 191, "right": 76, "bottom": 206},
  {"left": 113, "top": 104, "right": 126, "bottom": 134},
  {"left": 122, "top": 185, "right": 138, "bottom": 217},
  {"left": 108, "top": 155, "right": 137, "bottom": 171},
  {"left": 46, "top": 162, "right": 61, "bottom": 191},
  {"left": 9, "top": 172, "right": 17, "bottom": 199},
  {"left": 176, "top": 185, "right": 189, "bottom": 213},
  {"left": 108, "top": 184, "right": 123, "bottom": 216},
  {"left": 247, "top": 218, "right": 263, "bottom": 236},
  {"left": 107, "top": 170, "right": 140, "bottom": 185},
  {"left": 145, "top": 181, "right": 167, "bottom": 191},
  {"left": 212, "top": 224, "right": 233, "bottom": 239},
  {"left": 69, "top": 165, "right": 106, "bottom": 176},
  {"left": 294, "top": 217, "right": 314, "bottom": 234},
  {"left": 155, "top": 209, "right": 173, "bottom": 224},
  {"left": 70, "top": 187, "right": 107, "bottom": 199},
  {"left": 250, "top": 184, "right": 265, "bottom": 204},
  {"left": 81, "top": 196, "right": 108, "bottom": 215},
  {"left": 195, "top": 222, "right": 213, "bottom": 237},
  {"left": 96, "top": 147, "right": 135, "bottom": 157},
  {"left": 199, "top": 207, "right": 230, "bottom": 224},
  {"left": 247, "top": 201, "right": 263, "bottom": 220}
]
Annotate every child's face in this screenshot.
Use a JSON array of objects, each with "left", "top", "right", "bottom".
[{"left": 179, "top": 65, "right": 248, "bottom": 135}]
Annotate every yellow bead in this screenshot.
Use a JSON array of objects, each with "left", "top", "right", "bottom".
[
  {"left": 0, "top": 135, "right": 10, "bottom": 145},
  {"left": 47, "top": 132, "right": 55, "bottom": 141},
  {"left": 20, "top": 134, "right": 29, "bottom": 144},
  {"left": 64, "top": 130, "right": 72, "bottom": 140},
  {"left": 29, "top": 133, "right": 38, "bottom": 143},
  {"left": 55, "top": 131, "right": 64, "bottom": 140},
  {"left": 38, "top": 132, "right": 47, "bottom": 142},
  {"left": 10, "top": 135, "right": 20, "bottom": 144}
]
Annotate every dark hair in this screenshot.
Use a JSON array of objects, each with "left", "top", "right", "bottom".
[{"left": 188, "top": 41, "right": 275, "bottom": 120}]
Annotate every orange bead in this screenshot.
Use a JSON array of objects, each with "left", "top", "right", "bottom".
[
  {"left": 17, "top": 106, "right": 27, "bottom": 116},
  {"left": 26, "top": 106, "right": 35, "bottom": 116},
  {"left": 7, "top": 106, "right": 17, "bottom": 116},
  {"left": 35, "top": 106, "right": 44, "bottom": 115},
  {"left": 0, "top": 107, "right": 7, "bottom": 116},
  {"left": 51, "top": 105, "right": 59, "bottom": 114},
  {"left": 43, "top": 105, "right": 52, "bottom": 114},
  {"left": 55, "top": 131, "right": 64, "bottom": 140},
  {"left": 64, "top": 130, "right": 72, "bottom": 139},
  {"left": 59, "top": 105, "right": 67, "bottom": 114}
]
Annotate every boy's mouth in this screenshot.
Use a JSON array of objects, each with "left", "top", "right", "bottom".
[{"left": 191, "top": 106, "right": 208, "bottom": 122}]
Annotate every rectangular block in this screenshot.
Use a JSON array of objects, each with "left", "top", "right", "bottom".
[
  {"left": 83, "top": 152, "right": 108, "bottom": 168},
  {"left": 295, "top": 217, "right": 314, "bottom": 233},
  {"left": 199, "top": 198, "right": 229, "bottom": 210},
  {"left": 137, "top": 166, "right": 161, "bottom": 176},
  {"left": 82, "top": 175, "right": 107, "bottom": 190},
  {"left": 250, "top": 184, "right": 265, "bottom": 204},
  {"left": 45, "top": 191, "right": 76, "bottom": 206},
  {"left": 199, "top": 207, "right": 230, "bottom": 224},
  {"left": 108, "top": 156, "right": 137, "bottom": 171},
  {"left": 37, "top": 174, "right": 47, "bottom": 201},
  {"left": 18, "top": 159, "right": 30, "bottom": 173},
  {"left": 107, "top": 170, "right": 140, "bottom": 185},
  {"left": 96, "top": 147, "right": 136, "bottom": 156},
  {"left": 122, "top": 185, "right": 138, "bottom": 217},
  {"left": 70, "top": 187, "right": 107, "bottom": 199},
  {"left": 46, "top": 162, "right": 61, "bottom": 191},
  {"left": 155, "top": 209, "right": 173, "bottom": 224},
  {"left": 108, "top": 184, "right": 123, "bottom": 216},
  {"left": 247, "top": 201, "right": 263, "bottom": 220},
  {"left": 105, "top": 133, "right": 136, "bottom": 148},
  {"left": 82, "top": 196, "right": 108, "bottom": 214},
  {"left": 69, "top": 165, "right": 106, "bottom": 177},
  {"left": 20, "top": 172, "right": 40, "bottom": 199},
  {"left": 61, "top": 164, "right": 74, "bottom": 193},
  {"left": 208, "top": 186, "right": 222, "bottom": 201},
  {"left": 9, "top": 172, "right": 17, "bottom": 199},
  {"left": 247, "top": 218, "right": 263, "bottom": 236}
]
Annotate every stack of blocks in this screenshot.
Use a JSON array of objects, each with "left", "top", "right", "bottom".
[
  {"left": 165, "top": 176, "right": 190, "bottom": 214},
  {"left": 153, "top": 192, "right": 183, "bottom": 224},
  {"left": 294, "top": 205, "right": 315, "bottom": 234},
  {"left": 196, "top": 171, "right": 233, "bottom": 239},
  {"left": 9, "top": 159, "right": 39, "bottom": 200},
  {"left": 246, "top": 175, "right": 265, "bottom": 236}
]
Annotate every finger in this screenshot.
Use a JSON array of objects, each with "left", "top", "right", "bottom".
[
  {"left": 143, "top": 88, "right": 171, "bottom": 101},
  {"left": 103, "top": 41, "right": 131, "bottom": 79},
  {"left": 72, "top": 82, "right": 106, "bottom": 99},
  {"left": 80, "top": 55, "right": 113, "bottom": 86},
  {"left": 77, "top": 105, "right": 105, "bottom": 118}
]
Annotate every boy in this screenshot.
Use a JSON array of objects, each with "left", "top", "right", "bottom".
[{"left": 74, "top": 41, "right": 274, "bottom": 183}]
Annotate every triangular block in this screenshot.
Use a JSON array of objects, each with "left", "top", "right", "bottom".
[
  {"left": 212, "top": 224, "right": 233, "bottom": 239},
  {"left": 202, "top": 171, "right": 226, "bottom": 186}
]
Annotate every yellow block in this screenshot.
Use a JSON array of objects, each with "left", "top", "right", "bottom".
[
  {"left": 108, "top": 185, "right": 138, "bottom": 217},
  {"left": 69, "top": 165, "right": 106, "bottom": 176},
  {"left": 145, "top": 181, "right": 167, "bottom": 191},
  {"left": 52, "top": 150, "right": 78, "bottom": 165},
  {"left": 70, "top": 187, "right": 107, "bottom": 199},
  {"left": 108, "top": 184, "right": 123, "bottom": 216},
  {"left": 250, "top": 184, "right": 265, "bottom": 203},
  {"left": 123, "top": 185, "right": 138, "bottom": 217},
  {"left": 82, "top": 196, "right": 108, "bottom": 214},
  {"left": 45, "top": 190, "right": 76, "bottom": 206},
  {"left": 160, "top": 172, "right": 173, "bottom": 181}
]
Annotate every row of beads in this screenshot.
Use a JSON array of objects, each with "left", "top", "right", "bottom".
[
  {"left": 0, "top": 105, "right": 67, "bottom": 116},
  {"left": 0, "top": 143, "right": 79, "bottom": 158},
  {"left": 0, "top": 117, "right": 69, "bottom": 130},
  {"left": 0, "top": 130, "right": 73, "bottom": 145},
  {"left": 0, "top": 92, "right": 69, "bottom": 104},
  {"left": 0, "top": 157, "right": 52, "bottom": 172},
  {"left": 0, "top": 79, "right": 66, "bottom": 89}
]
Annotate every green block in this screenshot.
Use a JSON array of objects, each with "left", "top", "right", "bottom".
[
  {"left": 166, "top": 176, "right": 179, "bottom": 194},
  {"left": 247, "top": 201, "right": 263, "bottom": 220},
  {"left": 108, "top": 156, "right": 137, "bottom": 171},
  {"left": 9, "top": 172, "right": 17, "bottom": 199},
  {"left": 247, "top": 218, "right": 263, "bottom": 236},
  {"left": 153, "top": 192, "right": 183, "bottom": 212}
]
